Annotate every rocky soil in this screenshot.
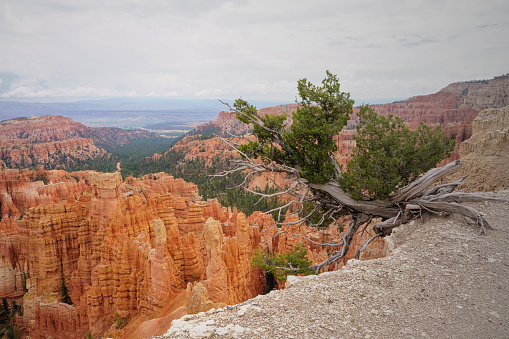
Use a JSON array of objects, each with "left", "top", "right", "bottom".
[{"left": 159, "top": 190, "right": 509, "bottom": 339}]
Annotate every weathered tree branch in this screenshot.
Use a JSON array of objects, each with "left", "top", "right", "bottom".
[
  {"left": 354, "top": 233, "right": 383, "bottom": 260},
  {"left": 391, "top": 160, "right": 462, "bottom": 202},
  {"left": 309, "top": 213, "right": 371, "bottom": 274}
]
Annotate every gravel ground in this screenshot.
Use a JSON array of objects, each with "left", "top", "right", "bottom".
[{"left": 158, "top": 190, "right": 509, "bottom": 339}]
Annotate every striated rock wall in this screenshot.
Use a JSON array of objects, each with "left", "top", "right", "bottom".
[
  {"left": 0, "top": 168, "right": 89, "bottom": 217},
  {"left": 0, "top": 116, "right": 108, "bottom": 169},
  {"left": 0, "top": 115, "right": 159, "bottom": 170},
  {"left": 31, "top": 302, "right": 85, "bottom": 339}
]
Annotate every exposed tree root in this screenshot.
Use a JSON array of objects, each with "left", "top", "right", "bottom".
[{"left": 218, "top": 149, "right": 508, "bottom": 272}]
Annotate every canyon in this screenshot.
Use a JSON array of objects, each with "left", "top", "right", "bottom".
[
  {"left": 0, "top": 167, "right": 359, "bottom": 338},
  {"left": 0, "top": 74, "right": 508, "bottom": 338}
]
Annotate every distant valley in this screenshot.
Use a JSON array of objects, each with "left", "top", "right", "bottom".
[{"left": 0, "top": 98, "right": 285, "bottom": 137}]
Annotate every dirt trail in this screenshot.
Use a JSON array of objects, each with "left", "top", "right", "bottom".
[{"left": 158, "top": 190, "right": 509, "bottom": 339}]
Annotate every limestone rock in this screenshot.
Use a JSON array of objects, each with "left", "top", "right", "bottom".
[
  {"left": 450, "top": 105, "right": 509, "bottom": 191},
  {"left": 202, "top": 218, "right": 228, "bottom": 303},
  {"left": 186, "top": 282, "right": 216, "bottom": 314}
]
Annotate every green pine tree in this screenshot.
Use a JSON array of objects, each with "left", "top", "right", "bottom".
[{"left": 60, "top": 262, "right": 73, "bottom": 305}]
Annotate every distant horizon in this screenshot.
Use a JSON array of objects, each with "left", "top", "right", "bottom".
[
  {"left": 0, "top": 94, "right": 410, "bottom": 107},
  {"left": 2, "top": 72, "right": 507, "bottom": 107}
]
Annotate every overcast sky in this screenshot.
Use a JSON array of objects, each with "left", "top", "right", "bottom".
[{"left": 0, "top": 0, "right": 508, "bottom": 103}]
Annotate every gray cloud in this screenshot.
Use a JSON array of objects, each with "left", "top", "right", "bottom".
[
  {"left": 394, "top": 34, "right": 438, "bottom": 47},
  {"left": 0, "top": 0, "right": 508, "bottom": 102}
]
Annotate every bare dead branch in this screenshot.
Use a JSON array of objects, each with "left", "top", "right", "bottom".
[
  {"left": 297, "top": 233, "right": 344, "bottom": 247},
  {"left": 309, "top": 213, "right": 371, "bottom": 274},
  {"left": 354, "top": 233, "right": 384, "bottom": 259},
  {"left": 391, "top": 160, "right": 462, "bottom": 202},
  {"left": 409, "top": 199, "right": 493, "bottom": 231},
  {"left": 421, "top": 176, "right": 467, "bottom": 197}
]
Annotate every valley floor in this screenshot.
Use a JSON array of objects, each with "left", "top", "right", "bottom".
[{"left": 158, "top": 190, "right": 509, "bottom": 339}]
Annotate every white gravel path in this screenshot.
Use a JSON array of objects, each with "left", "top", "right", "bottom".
[{"left": 158, "top": 190, "right": 509, "bottom": 339}]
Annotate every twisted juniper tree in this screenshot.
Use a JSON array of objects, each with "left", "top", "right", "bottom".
[{"left": 218, "top": 71, "right": 503, "bottom": 274}]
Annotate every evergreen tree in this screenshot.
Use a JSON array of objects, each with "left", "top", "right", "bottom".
[
  {"left": 339, "top": 105, "right": 455, "bottom": 200},
  {"left": 0, "top": 298, "right": 20, "bottom": 339},
  {"left": 252, "top": 244, "right": 314, "bottom": 283},
  {"left": 60, "top": 262, "right": 73, "bottom": 305}
]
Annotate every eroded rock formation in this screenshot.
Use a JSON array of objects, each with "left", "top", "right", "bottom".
[
  {"left": 2, "top": 75, "right": 507, "bottom": 338},
  {"left": 2, "top": 168, "right": 342, "bottom": 338}
]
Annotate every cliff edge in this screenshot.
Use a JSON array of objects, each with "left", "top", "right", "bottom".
[{"left": 160, "top": 190, "right": 509, "bottom": 338}]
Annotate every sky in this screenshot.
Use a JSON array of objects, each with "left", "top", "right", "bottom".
[{"left": 0, "top": 0, "right": 508, "bottom": 104}]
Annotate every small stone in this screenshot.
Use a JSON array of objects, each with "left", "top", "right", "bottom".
[
  {"left": 232, "top": 325, "right": 245, "bottom": 334},
  {"left": 286, "top": 275, "right": 299, "bottom": 288},
  {"left": 489, "top": 311, "right": 500, "bottom": 318}
]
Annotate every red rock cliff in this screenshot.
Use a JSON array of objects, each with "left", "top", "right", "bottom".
[{"left": 0, "top": 115, "right": 159, "bottom": 170}]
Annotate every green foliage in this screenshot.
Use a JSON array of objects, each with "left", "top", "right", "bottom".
[
  {"left": 63, "top": 154, "right": 118, "bottom": 173},
  {"left": 339, "top": 105, "right": 455, "bottom": 200},
  {"left": 0, "top": 298, "right": 20, "bottom": 339},
  {"left": 284, "top": 72, "right": 354, "bottom": 183},
  {"left": 21, "top": 271, "right": 28, "bottom": 294},
  {"left": 114, "top": 313, "right": 128, "bottom": 329},
  {"left": 233, "top": 71, "right": 455, "bottom": 207},
  {"left": 104, "top": 137, "right": 175, "bottom": 160},
  {"left": 252, "top": 244, "right": 314, "bottom": 282},
  {"left": 236, "top": 71, "right": 354, "bottom": 184},
  {"left": 0, "top": 298, "right": 10, "bottom": 334},
  {"left": 31, "top": 172, "right": 49, "bottom": 185},
  {"left": 60, "top": 262, "right": 73, "bottom": 305}
]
